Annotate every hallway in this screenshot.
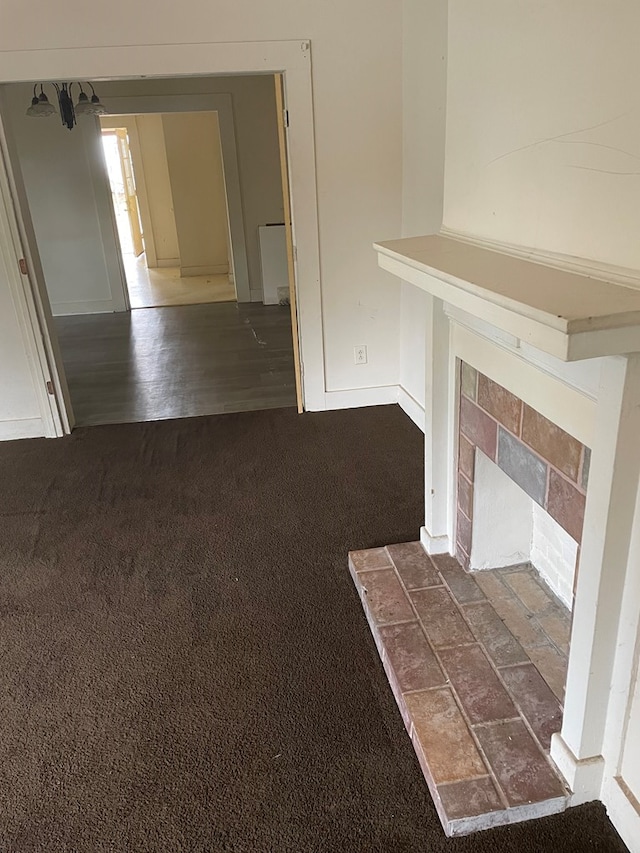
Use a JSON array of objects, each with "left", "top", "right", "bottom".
[
  {"left": 55, "top": 302, "right": 296, "bottom": 426},
  {"left": 122, "top": 253, "right": 236, "bottom": 309}
]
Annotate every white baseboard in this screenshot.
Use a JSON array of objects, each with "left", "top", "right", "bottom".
[
  {"left": 0, "top": 417, "right": 45, "bottom": 441},
  {"left": 397, "top": 386, "right": 425, "bottom": 431},
  {"left": 420, "top": 526, "right": 452, "bottom": 555},
  {"left": 51, "top": 299, "right": 121, "bottom": 316},
  {"left": 602, "top": 775, "right": 640, "bottom": 853},
  {"left": 550, "top": 733, "right": 604, "bottom": 804},
  {"left": 322, "top": 384, "right": 398, "bottom": 411},
  {"left": 250, "top": 288, "right": 263, "bottom": 303},
  {"left": 180, "top": 264, "right": 228, "bottom": 277},
  {"left": 155, "top": 258, "right": 181, "bottom": 269}
]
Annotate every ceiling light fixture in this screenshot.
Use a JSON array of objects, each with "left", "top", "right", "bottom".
[{"left": 26, "top": 82, "right": 108, "bottom": 130}]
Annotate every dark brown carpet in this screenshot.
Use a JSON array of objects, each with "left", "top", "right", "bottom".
[{"left": 0, "top": 406, "right": 627, "bottom": 852}]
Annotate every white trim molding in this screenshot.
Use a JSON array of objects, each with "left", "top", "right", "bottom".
[{"left": 397, "top": 386, "right": 425, "bottom": 431}]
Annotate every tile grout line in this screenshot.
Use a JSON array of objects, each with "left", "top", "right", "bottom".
[
  {"left": 435, "top": 560, "right": 568, "bottom": 771},
  {"left": 383, "top": 550, "right": 511, "bottom": 810}
]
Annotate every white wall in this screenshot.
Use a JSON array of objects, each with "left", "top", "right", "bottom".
[
  {"left": 398, "top": 0, "right": 448, "bottom": 418},
  {"left": 444, "top": 0, "right": 640, "bottom": 271},
  {"left": 163, "top": 111, "right": 229, "bottom": 276},
  {"left": 1, "top": 84, "right": 126, "bottom": 316},
  {"left": 129, "top": 114, "right": 180, "bottom": 266}
]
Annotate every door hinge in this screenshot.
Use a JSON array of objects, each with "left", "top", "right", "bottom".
[
  {"left": 284, "top": 109, "right": 289, "bottom": 128},
  {"left": 46, "top": 381, "right": 54, "bottom": 395},
  {"left": 18, "top": 258, "right": 28, "bottom": 275}
]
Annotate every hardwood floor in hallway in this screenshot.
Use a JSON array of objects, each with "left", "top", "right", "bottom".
[{"left": 55, "top": 302, "right": 297, "bottom": 426}]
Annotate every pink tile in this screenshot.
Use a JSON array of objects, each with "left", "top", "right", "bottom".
[
  {"left": 349, "top": 548, "right": 392, "bottom": 572},
  {"left": 379, "top": 622, "right": 445, "bottom": 693},
  {"left": 500, "top": 663, "right": 563, "bottom": 750},
  {"left": 547, "top": 470, "right": 585, "bottom": 543},
  {"left": 357, "top": 569, "right": 414, "bottom": 625},
  {"left": 522, "top": 405, "right": 583, "bottom": 482},
  {"left": 477, "top": 374, "right": 523, "bottom": 436},
  {"left": 460, "top": 397, "right": 498, "bottom": 460},
  {"left": 438, "top": 645, "right": 518, "bottom": 724},
  {"left": 474, "top": 720, "right": 566, "bottom": 806},
  {"left": 386, "top": 542, "right": 441, "bottom": 590},
  {"left": 410, "top": 587, "right": 475, "bottom": 648},
  {"left": 437, "top": 777, "right": 504, "bottom": 821}
]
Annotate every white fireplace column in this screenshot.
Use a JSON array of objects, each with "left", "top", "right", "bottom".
[
  {"left": 551, "top": 353, "right": 640, "bottom": 802},
  {"left": 420, "top": 294, "right": 452, "bottom": 555}
]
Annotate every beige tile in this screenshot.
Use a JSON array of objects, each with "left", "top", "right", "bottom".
[
  {"left": 490, "top": 596, "right": 549, "bottom": 649},
  {"left": 459, "top": 435, "right": 476, "bottom": 481},
  {"left": 474, "top": 571, "right": 514, "bottom": 604},
  {"left": 461, "top": 362, "right": 478, "bottom": 401},
  {"left": 527, "top": 644, "right": 568, "bottom": 702},
  {"left": 406, "top": 688, "right": 487, "bottom": 784},
  {"left": 536, "top": 607, "right": 572, "bottom": 655},
  {"left": 503, "top": 570, "right": 554, "bottom": 614}
]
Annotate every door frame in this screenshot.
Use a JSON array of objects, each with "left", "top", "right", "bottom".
[{"left": 0, "top": 40, "right": 324, "bottom": 429}]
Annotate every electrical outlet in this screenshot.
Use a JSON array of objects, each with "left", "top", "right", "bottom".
[{"left": 354, "top": 345, "right": 367, "bottom": 365}]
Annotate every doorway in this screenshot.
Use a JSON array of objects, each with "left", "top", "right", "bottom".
[
  {"left": 100, "top": 114, "right": 237, "bottom": 310},
  {"left": 0, "top": 42, "right": 321, "bottom": 435}
]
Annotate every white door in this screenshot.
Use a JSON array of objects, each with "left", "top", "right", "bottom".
[{"left": 0, "top": 105, "right": 72, "bottom": 435}]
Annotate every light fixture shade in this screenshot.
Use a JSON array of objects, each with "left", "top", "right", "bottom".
[
  {"left": 75, "top": 87, "right": 107, "bottom": 117},
  {"left": 74, "top": 91, "right": 91, "bottom": 116},
  {"left": 26, "top": 92, "right": 56, "bottom": 118},
  {"left": 86, "top": 93, "right": 108, "bottom": 116}
]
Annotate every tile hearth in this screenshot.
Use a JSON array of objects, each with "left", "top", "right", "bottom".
[{"left": 349, "top": 542, "right": 570, "bottom": 836}]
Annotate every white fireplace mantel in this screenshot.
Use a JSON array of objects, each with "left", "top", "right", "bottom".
[
  {"left": 374, "top": 234, "right": 640, "bottom": 361},
  {"left": 376, "top": 232, "right": 640, "bottom": 842}
]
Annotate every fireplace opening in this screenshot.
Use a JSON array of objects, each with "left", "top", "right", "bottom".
[{"left": 471, "top": 449, "right": 578, "bottom": 611}]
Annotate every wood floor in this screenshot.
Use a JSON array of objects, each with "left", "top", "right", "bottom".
[
  {"left": 123, "top": 254, "right": 236, "bottom": 309},
  {"left": 55, "top": 303, "right": 297, "bottom": 426}
]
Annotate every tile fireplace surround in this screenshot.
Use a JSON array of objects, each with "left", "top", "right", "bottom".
[{"left": 359, "top": 233, "right": 640, "bottom": 847}]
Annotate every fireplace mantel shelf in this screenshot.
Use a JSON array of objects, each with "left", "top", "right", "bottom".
[{"left": 374, "top": 234, "right": 640, "bottom": 361}]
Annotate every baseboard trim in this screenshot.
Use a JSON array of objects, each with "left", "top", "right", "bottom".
[
  {"left": 322, "top": 385, "right": 398, "bottom": 411},
  {"left": 397, "top": 386, "right": 425, "bottom": 431},
  {"left": 180, "top": 264, "right": 228, "bottom": 277},
  {"left": 420, "top": 527, "right": 451, "bottom": 555},
  {"left": 601, "top": 774, "right": 640, "bottom": 853},
  {"left": 550, "top": 733, "right": 604, "bottom": 804},
  {"left": 155, "top": 258, "right": 180, "bottom": 269},
  {"left": 52, "top": 300, "right": 120, "bottom": 316},
  {"left": 0, "top": 417, "right": 45, "bottom": 441}
]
